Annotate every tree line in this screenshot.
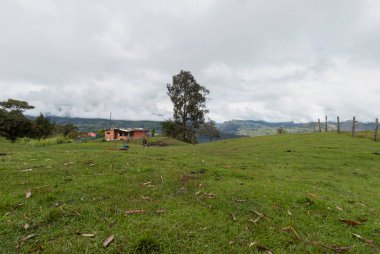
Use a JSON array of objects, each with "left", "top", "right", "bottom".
[{"left": 0, "top": 99, "right": 78, "bottom": 141}]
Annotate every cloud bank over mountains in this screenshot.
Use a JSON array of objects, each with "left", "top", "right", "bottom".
[{"left": 1, "top": 0, "right": 380, "bottom": 122}]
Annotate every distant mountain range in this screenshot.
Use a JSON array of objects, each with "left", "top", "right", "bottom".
[
  {"left": 217, "top": 120, "right": 314, "bottom": 136},
  {"left": 218, "top": 119, "right": 377, "bottom": 136},
  {"left": 27, "top": 115, "right": 162, "bottom": 132},
  {"left": 28, "top": 116, "right": 378, "bottom": 137}
]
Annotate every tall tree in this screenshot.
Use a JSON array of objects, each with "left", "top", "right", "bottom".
[
  {"left": 32, "top": 113, "right": 54, "bottom": 139},
  {"left": 161, "top": 120, "right": 179, "bottom": 138},
  {"left": 167, "top": 70, "right": 209, "bottom": 143},
  {"left": 0, "top": 98, "right": 34, "bottom": 112},
  {"left": 0, "top": 98, "right": 79, "bottom": 141},
  {"left": 150, "top": 128, "right": 156, "bottom": 137},
  {"left": 0, "top": 99, "right": 34, "bottom": 141},
  {"left": 0, "top": 108, "right": 7, "bottom": 137},
  {"left": 0, "top": 110, "right": 32, "bottom": 141}
]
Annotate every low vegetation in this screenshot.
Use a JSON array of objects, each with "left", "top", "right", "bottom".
[
  {"left": 1, "top": 133, "right": 379, "bottom": 253},
  {"left": 15, "top": 136, "right": 74, "bottom": 146}
]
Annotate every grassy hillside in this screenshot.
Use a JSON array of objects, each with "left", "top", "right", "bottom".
[{"left": 1, "top": 133, "right": 380, "bottom": 253}]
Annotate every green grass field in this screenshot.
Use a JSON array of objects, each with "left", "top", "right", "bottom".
[{"left": 1, "top": 133, "right": 380, "bottom": 253}]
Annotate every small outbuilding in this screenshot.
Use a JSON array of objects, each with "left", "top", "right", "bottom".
[{"left": 105, "top": 128, "right": 149, "bottom": 141}]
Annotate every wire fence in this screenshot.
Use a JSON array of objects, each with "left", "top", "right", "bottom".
[{"left": 316, "top": 116, "right": 379, "bottom": 141}]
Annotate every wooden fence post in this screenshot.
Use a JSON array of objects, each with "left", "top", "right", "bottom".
[
  {"left": 352, "top": 116, "right": 356, "bottom": 137},
  {"left": 318, "top": 118, "right": 321, "bottom": 132},
  {"left": 375, "top": 118, "right": 379, "bottom": 141},
  {"left": 337, "top": 116, "right": 340, "bottom": 133},
  {"left": 325, "top": 115, "right": 328, "bottom": 132}
]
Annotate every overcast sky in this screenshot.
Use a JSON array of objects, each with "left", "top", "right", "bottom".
[{"left": 1, "top": 0, "right": 380, "bottom": 122}]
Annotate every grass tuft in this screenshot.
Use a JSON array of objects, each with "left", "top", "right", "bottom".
[{"left": 133, "top": 236, "right": 162, "bottom": 254}]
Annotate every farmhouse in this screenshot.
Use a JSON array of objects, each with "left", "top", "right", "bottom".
[{"left": 105, "top": 128, "right": 149, "bottom": 141}]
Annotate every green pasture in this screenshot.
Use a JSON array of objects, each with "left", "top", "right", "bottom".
[{"left": 0, "top": 133, "right": 379, "bottom": 253}]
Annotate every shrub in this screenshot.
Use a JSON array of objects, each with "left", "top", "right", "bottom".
[
  {"left": 16, "top": 136, "right": 73, "bottom": 146},
  {"left": 0, "top": 136, "right": 11, "bottom": 143}
]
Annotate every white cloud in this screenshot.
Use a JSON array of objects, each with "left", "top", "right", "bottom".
[
  {"left": 0, "top": 0, "right": 380, "bottom": 122},
  {"left": 204, "top": 57, "right": 380, "bottom": 122}
]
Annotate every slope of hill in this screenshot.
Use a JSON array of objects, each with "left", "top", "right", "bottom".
[{"left": 1, "top": 133, "right": 379, "bottom": 253}]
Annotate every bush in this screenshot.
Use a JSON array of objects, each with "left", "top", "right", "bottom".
[
  {"left": 16, "top": 136, "right": 73, "bottom": 146},
  {"left": 66, "top": 131, "right": 78, "bottom": 139},
  {"left": 277, "top": 127, "right": 285, "bottom": 135},
  {"left": 0, "top": 136, "right": 11, "bottom": 143},
  {"left": 16, "top": 137, "right": 32, "bottom": 144}
]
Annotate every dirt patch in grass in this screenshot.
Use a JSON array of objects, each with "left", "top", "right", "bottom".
[{"left": 149, "top": 142, "right": 169, "bottom": 147}]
